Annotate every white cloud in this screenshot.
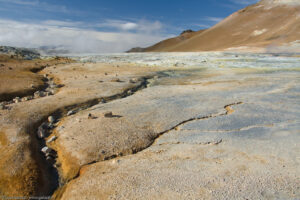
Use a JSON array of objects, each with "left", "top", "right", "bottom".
[
  {"left": 193, "top": 16, "right": 224, "bottom": 29},
  {"left": 230, "top": 0, "right": 259, "bottom": 5},
  {"left": 0, "top": 0, "right": 69, "bottom": 13},
  {"left": 204, "top": 17, "right": 224, "bottom": 23},
  {"left": 194, "top": 24, "right": 211, "bottom": 29},
  {"left": 96, "top": 19, "right": 163, "bottom": 33},
  {"left": 0, "top": 19, "right": 170, "bottom": 54},
  {"left": 0, "top": 0, "right": 38, "bottom": 6},
  {"left": 121, "top": 22, "right": 138, "bottom": 31}
]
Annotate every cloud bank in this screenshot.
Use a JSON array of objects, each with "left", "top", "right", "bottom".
[{"left": 0, "top": 19, "right": 170, "bottom": 54}]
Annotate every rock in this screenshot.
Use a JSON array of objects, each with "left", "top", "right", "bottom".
[
  {"left": 46, "top": 92, "right": 53, "bottom": 96},
  {"left": 34, "top": 91, "right": 46, "bottom": 98},
  {"left": 37, "top": 126, "right": 47, "bottom": 139},
  {"left": 46, "top": 156, "right": 56, "bottom": 165},
  {"left": 41, "top": 146, "right": 52, "bottom": 154},
  {"left": 34, "top": 91, "right": 41, "bottom": 98},
  {"left": 41, "top": 122, "right": 50, "bottom": 129},
  {"left": 13, "top": 97, "right": 21, "bottom": 103},
  {"left": 48, "top": 123, "right": 54, "bottom": 129},
  {"left": 127, "top": 90, "right": 133, "bottom": 95},
  {"left": 30, "top": 84, "right": 36, "bottom": 89},
  {"left": 129, "top": 78, "right": 138, "bottom": 83},
  {"left": 48, "top": 116, "right": 55, "bottom": 123},
  {"left": 110, "top": 78, "right": 121, "bottom": 82},
  {"left": 46, "top": 88, "right": 55, "bottom": 94},
  {"left": 104, "top": 111, "right": 113, "bottom": 118},
  {"left": 0, "top": 104, "right": 6, "bottom": 110},
  {"left": 88, "top": 113, "right": 97, "bottom": 119},
  {"left": 43, "top": 74, "right": 48, "bottom": 78},
  {"left": 49, "top": 83, "right": 57, "bottom": 89},
  {"left": 53, "top": 163, "right": 61, "bottom": 168},
  {"left": 21, "top": 97, "right": 28, "bottom": 102},
  {"left": 180, "top": 29, "right": 194, "bottom": 35},
  {"left": 45, "top": 151, "right": 57, "bottom": 158},
  {"left": 67, "top": 110, "right": 75, "bottom": 116}
]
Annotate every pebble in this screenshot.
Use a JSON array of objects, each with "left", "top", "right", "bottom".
[
  {"left": 45, "top": 151, "right": 57, "bottom": 158},
  {"left": 46, "top": 156, "right": 56, "bottom": 165},
  {"left": 127, "top": 90, "right": 133, "bottom": 95},
  {"left": 37, "top": 126, "right": 47, "bottom": 139},
  {"left": 175, "top": 126, "right": 180, "bottom": 131},
  {"left": 100, "top": 99, "right": 106, "bottom": 103},
  {"left": 21, "top": 96, "right": 31, "bottom": 102},
  {"left": 30, "top": 84, "right": 36, "bottom": 88},
  {"left": 34, "top": 91, "right": 46, "bottom": 98},
  {"left": 46, "top": 88, "right": 55, "bottom": 95},
  {"left": 13, "top": 97, "right": 21, "bottom": 103},
  {"left": 112, "top": 159, "right": 121, "bottom": 164},
  {"left": 88, "top": 113, "right": 97, "bottom": 119},
  {"left": 46, "top": 135, "right": 57, "bottom": 143},
  {"left": 48, "top": 116, "right": 55, "bottom": 123},
  {"left": 129, "top": 78, "right": 138, "bottom": 83},
  {"left": 41, "top": 146, "right": 52, "bottom": 154},
  {"left": 49, "top": 84, "right": 57, "bottom": 89},
  {"left": 0, "top": 104, "right": 5, "bottom": 110},
  {"left": 53, "top": 163, "right": 61, "bottom": 168},
  {"left": 104, "top": 111, "right": 113, "bottom": 118},
  {"left": 111, "top": 78, "right": 121, "bottom": 82},
  {"left": 46, "top": 92, "right": 53, "bottom": 96},
  {"left": 67, "top": 110, "right": 75, "bottom": 116}
]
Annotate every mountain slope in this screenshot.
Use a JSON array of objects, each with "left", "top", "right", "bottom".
[
  {"left": 133, "top": 0, "right": 300, "bottom": 52},
  {"left": 127, "top": 30, "right": 204, "bottom": 52}
]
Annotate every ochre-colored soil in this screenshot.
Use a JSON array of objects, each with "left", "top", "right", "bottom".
[{"left": 0, "top": 55, "right": 73, "bottom": 101}]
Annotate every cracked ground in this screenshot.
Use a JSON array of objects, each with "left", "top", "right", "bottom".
[{"left": 0, "top": 53, "right": 299, "bottom": 199}]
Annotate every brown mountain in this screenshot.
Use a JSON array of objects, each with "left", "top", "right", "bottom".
[
  {"left": 129, "top": 0, "right": 300, "bottom": 52},
  {"left": 127, "top": 29, "right": 205, "bottom": 52}
]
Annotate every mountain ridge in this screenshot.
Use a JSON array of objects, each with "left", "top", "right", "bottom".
[{"left": 128, "top": 0, "right": 300, "bottom": 53}]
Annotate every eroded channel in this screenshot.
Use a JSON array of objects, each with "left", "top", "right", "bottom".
[{"left": 34, "top": 76, "right": 154, "bottom": 197}]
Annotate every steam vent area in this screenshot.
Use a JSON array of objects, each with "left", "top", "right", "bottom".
[
  {"left": 0, "top": 0, "right": 300, "bottom": 199},
  {"left": 0, "top": 52, "right": 299, "bottom": 199}
]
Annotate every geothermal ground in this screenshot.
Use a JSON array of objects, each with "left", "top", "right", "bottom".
[{"left": 0, "top": 52, "right": 299, "bottom": 199}]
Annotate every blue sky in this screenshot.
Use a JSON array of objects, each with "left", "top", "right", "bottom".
[{"left": 0, "top": 0, "right": 259, "bottom": 53}]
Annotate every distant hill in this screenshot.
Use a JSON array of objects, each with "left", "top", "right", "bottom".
[
  {"left": 128, "top": 0, "right": 300, "bottom": 53},
  {"left": 0, "top": 46, "right": 40, "bottom": 59}
]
